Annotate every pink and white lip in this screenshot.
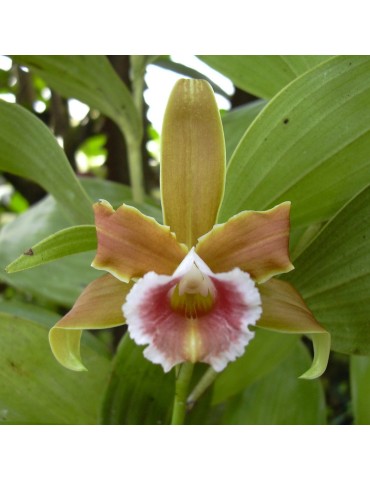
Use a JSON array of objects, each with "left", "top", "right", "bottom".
[{"left": 123, "top": 249, "right": 262, "bottom": 373}]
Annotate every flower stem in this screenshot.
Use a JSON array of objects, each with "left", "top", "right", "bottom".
[
  {"left": 187, "top": 367, "right": 218, "bottom": 409},
  {"left": 171, "top": 362, "right": 194, "bottom": 425}
]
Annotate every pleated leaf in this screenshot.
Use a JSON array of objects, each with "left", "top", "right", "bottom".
[
  {"left": 219, "top": 342, "right": 327, "bottom": 424},
  {"left": 287, "top": 185, "right": 370, "bottom": 355},
  {"left": 218, "top": 56, "right": 370, "bottom": 231},
  {"left": 222, "top": 99, "right": 267, "bottom": 161},
  {"left": 0, "top": 309, "right": 111, "bottom": 424},
  {"left": 199, "top": 55, "right": 331, "bottom": 99},
  {"left": 0, "top": 100, "right": 92, "bottom": 224},
  {"left": 100, "top": 334, "right": 174, "bottom": 425},
  {"left": 11, "top": 55, "right": 141, "bottom": 140},
  {"left": 212, "top": 329, "right": 298, "bottom": 405}
]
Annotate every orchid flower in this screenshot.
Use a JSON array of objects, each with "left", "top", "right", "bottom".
[{"left": 49, "top": 79, "right": 330, "bottom": 383}]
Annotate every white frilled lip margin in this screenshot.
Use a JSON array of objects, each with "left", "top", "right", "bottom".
[{"left": 122, "top": 249, "right": 262, "bottom": 372}]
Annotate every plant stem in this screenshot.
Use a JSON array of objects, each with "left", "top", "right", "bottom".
[
  {"left": 171, "top": 362, "right": 194, "bottom": 425},
  {"left": 122, "top": 56, "right": 147, "bottom": 205},
  {"left": 126, "top": 136, "right": 145, "bottom": 204}
]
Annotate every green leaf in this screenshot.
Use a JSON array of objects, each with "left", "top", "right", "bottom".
[
  {"left": 0, "top": 298, "right": 60, "bottom": 329},
  {"left": 0, "top": 310, "right": 111, "bottom": 424},
  {"left": 11, "top": 55, "right": 141, "bottom": 140},
  {"left": 350, "top": 355, "right": 370, "bottom": 424},
  {"left": 6, "top": 225, "right": 97, "bottom": 273},
  {"left": 212, "top": 329, "right": 298, "bottom": 405},
  {"left": 0, "top": 100, "right": 92, "bottom": 224},
  {"left": 100, "top": 334, "right": 174, "bottom": 424},
  {"left": 287, "top": 185, "right": 370, "bottom": 355},
  {"left": 218, "top": 56, "right": 370, "bottom": 231},
  {"left": 0, "top": 177, "right": 161, "bottom": 307},
  {"left": 198, "top": 55, "right": 331, "bottom": 98},
  {"left": 218, "top": 342, "right": 327, "bottom": 424},
  {"left": 79, "top": 134, "right": 107, "bottom": 157},
  {"left": 0, "top": 194, "right": 100, "bottom": 307},
  {"left": 222, "top": 99, "right": 267, "bottom": 161}
]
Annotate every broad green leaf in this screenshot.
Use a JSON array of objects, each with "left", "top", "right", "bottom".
[
  {"left": 218, "top": 56, "right": 370, "bottom": 230},
  {"left": 199, "top": 55, "right": 331, "bottom": 99},
  {"left": 0, "top": 298, "right": 60, "bottom": 329},
  {"left": 350, "top": 355, "right": 370, "bottom": 424},
  {"left": 0, "top": 298, "right": 110, "bottom": 356},
  {"left": 0, "top": 100, "right": 92, "bottom": 224},
  {"left": 219, "top": 342, "right": 327, "bottom": 424},
  {"left": 100, "top": 334, "right": 174, "bottom": 425},
  {"left": 0, "top": 310, "right": 111, "bottom": 424},
  {"left": 222, "top": 99, "right": 267, "bottom": 161},
  {"left": 212, "top": 329, "right": 298, "bottom": 405},
  {"left": 287, "top": 185, "right": 370, "bottom": 355},
  {"left": 11, "top": 55, "right": 141, "bottom": 140},
  {"left": 6, "top": 225, "right": 97, "bottom": 273},
  {"left": 0, "top": 177, "right": 161, "bottom": 307}
]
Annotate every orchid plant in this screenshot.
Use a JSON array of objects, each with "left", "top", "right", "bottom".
[
  {"left": 47, "top": 79, "right": 329, "bottom": 424},
  {"left": 1, "top": 55, "right": 370, "bottom": 425}
]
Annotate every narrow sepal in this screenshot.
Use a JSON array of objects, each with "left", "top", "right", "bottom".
[
  {"left": 195, "top": 202, "right": 293, "bottom": 283},
  {"left": 258, "top": 278, "right": 330, "bottom": 378},
  {"left": 92, "top": 200, "right": 188, "bottom": 281},
  {"left": 56, "top": 273, "right": 130, "bottom": 330},
  {"left": 49, "top": 274, "right": 130, "bottom": 371},
  {"left": 161, "top": 79, "right": 226, "bottom": 247}
]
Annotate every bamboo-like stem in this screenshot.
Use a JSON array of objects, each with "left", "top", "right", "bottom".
[
  {"left": 122, "top": 56, "right": 146, "bottom": 204},
  {"left": 171, "top": 362, "right": 194, "bottom": 425},
  {"left": 126, "top": 136, "right": 145, "bottom": 204}
]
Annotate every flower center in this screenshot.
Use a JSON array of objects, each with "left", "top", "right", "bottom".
[{"left": 169, "top": 263, "right": 215, "bottom": 318}]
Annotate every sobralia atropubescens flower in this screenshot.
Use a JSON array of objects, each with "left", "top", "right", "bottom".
[{"left": 49, "top": 79, "right": 330, "bottom": 379}]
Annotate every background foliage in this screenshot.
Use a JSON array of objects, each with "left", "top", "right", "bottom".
[{"left": 0, "top": 55, "right": 369, "bottom": 424}]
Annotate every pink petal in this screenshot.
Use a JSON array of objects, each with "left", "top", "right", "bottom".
[{"left": 123, "top": 250, "right": 262, "bottom": 372}]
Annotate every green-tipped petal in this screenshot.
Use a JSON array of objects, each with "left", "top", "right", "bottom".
[
  {"left": 161, "top": 79, "right": 226, "bottom": 248},
  {"left": 92, "top": 200, "right": 187, "bottom": 281},
  {"left": 258, "top": 278, "right": 330, "bottom": 379},
  {"left": 49, "top": 273, "right": 131, "bottom": 371},
  {"left": 196, "top": 202, "right": 293, "bottom": 283}
]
